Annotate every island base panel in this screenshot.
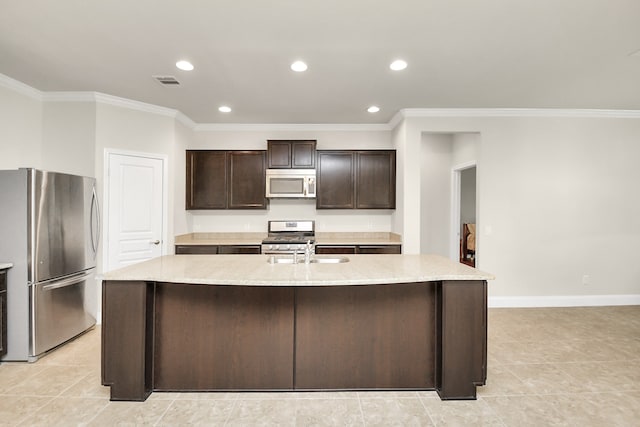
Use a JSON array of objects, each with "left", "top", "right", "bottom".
[
  {"left": 101, "top": 281, "right": 154, "bottom": 401},
  {"left": 436, "top": 280, "right": 487, "bottom": 400},
  {"left": 102, "top": 279, "right": 487, "bottom": 401},
  {"left": 295, "top": 283, "right": 435, "bottom": 389},
  {"left": 153, "top": 283, "right": 295, "bottom": 390}
]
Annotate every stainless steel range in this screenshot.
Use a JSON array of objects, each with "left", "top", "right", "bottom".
[{"left": 262, "top": 220, "right": 315, "bottom": 254}]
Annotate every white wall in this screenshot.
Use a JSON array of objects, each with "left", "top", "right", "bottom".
[
  {"left": 420, "top": 133, "right": 453, "bottom": 256},
  {"left": 186, "top": 129, "right": 394, "bottom": 233},
  {"left": 401, "top": 114, "right": 640, "bottom": 300},
  {"left": 3, "top": 73, "right": 640, "bottom": 304},
  {"left": 174, "top": 120, "right": 193, "bottom": 236},
  {"left": 42, "top": 101, "right": 96, "bottom": 177},
  {"left": 0, "top": 83, "right": 43, "bottom": 170},
  {"left": 94, "top": 103, "right": 179, "bottom": 270}
]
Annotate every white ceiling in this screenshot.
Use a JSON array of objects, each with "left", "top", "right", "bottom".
[{"left": 1, "top": 0, "right": 639, "bottom": 124}]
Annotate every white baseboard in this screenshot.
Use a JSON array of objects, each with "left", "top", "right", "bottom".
[{"left": 489, "top": 294, "right": 640, "bottom": 308}]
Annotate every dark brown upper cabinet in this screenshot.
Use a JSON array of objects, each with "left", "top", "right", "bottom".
[
  {"left": 186, "top": 150, "right": 227, "bottom": 209},
  {"left": 356, "top": 151, "right": 396, "bottom": 209},
  {"left": 316, "top": 150, "right": 395, "bottom": 210},
  {"left": 186, "top": 150, "right": 267, "bottom": 210},
  {"left": 316, "top": 151, "right": 355, "bottom": 209},
  {"left": 228, "top": 151, "right": 268, "bottom": 209},
  {"left": 267, "top": 140, "right": 316, "bottom": 169}
]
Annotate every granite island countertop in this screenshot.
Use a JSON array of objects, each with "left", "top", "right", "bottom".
[{"left": 103, "top": 254, "right": 493, "bottom": 286}]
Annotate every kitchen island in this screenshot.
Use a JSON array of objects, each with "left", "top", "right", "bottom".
[{"left": 101, "top": 254, "right": 493, "bottom": 402}]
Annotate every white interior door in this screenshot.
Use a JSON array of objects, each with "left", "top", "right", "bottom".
[{"left": 106, "top": 153, "right": 165, "bottom": 271}]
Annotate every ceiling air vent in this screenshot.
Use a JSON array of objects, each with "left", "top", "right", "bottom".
[{"left": 153, "top": 75, "right": 180, "bottom": 86}]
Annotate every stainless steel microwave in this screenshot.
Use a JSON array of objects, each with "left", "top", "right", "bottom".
[{"left": 265, "top": 169, "right": 316, "bottom": 198}]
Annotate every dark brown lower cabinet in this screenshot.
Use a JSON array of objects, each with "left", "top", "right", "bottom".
[
  {"left": 314, "top": 245, "right": 357, "bottom": 255},
  {"left": 175, "top": 245, "right": 261, "bottom": 255},
  {"left": 315, "top": 244, "right": 401, "bottom": 254},
  {"left": 175, "top": 245, "right": 219, "bottom": 254},
  {"left": 0, "top": 270, "right": 7, "bottom": 358},
  {"left": 102, "top": 279, "right": 486, "bottom": 401}
]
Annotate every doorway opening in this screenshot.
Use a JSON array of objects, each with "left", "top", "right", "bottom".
[{"left": 451, "top": 163, "right": 477, "bottom": 266}]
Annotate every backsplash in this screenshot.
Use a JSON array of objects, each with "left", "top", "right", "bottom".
[{"left": 189, "top": 199, "right": 394, "bottom": 233}]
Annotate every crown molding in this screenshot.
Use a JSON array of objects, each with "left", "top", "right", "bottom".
[
  {"left": 399, "top": 108, "right": 640, "bottom": 119},
  {"left": 0, "top": 73, "right": 42, "bottom": 100},
  {"left": 175, "top": 111, "right": 196, "bottom": 129},
  {"left": 194, "top": 123, "right": 391, "bottom": 132},
  {"left": 42, "top": 91, "right": 97, "bottom": 102},
  {"left": 92, "top": 92, "right": 179, "bottom": 118},
  {"left": 3, "top": 74, "right": 640, "bottom": 128}
]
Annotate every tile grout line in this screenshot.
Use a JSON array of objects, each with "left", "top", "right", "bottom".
[
  {"left": 153, "top": 397, "right": 178, "bottom": 426},
  {"left": 415, "top": 393, "right": 438, "bottom": 426},
  {"left": 222, "top": 395, "right": 241, "bottom": 427},
  {"left": 355, "top": 392, "right": 366, "bottom": 426},
  {"left": 83, "top": 399, "right": 111, "bottom": 425}
]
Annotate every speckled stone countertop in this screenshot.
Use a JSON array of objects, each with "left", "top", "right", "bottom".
[
  {"left": 174, "top": 232, "right": 402, "bottom": 246},
  {"left": 103, "top": 254, "right": 493, "bottom": 286},
  {"left": 0, "top": 263, "right": 13, "bottom": 270}
]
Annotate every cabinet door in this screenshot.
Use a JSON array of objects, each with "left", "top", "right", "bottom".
[
  {"left": 291, "top": 141, "right": 316, "bottom": 169},
  {"left": 186, "top": 151, "right": 227, "bottom": 209},
  {"left": 267, "top": 141, "right": 292, "bottom": 169},
  {"left": 315, "top": 245, "right": 357, "bottom": 255},
  {"left": 316, "top": 152, "right": 355, "bottom": 209},
  {"left": 228, "top": 151, "right": 268, "bottom": 209},
  {"left": 356, "top": 151, "right": 396, "bottom": 209},
  {"left": 357, "top": 245, "right": 402, "bottom": 254}
]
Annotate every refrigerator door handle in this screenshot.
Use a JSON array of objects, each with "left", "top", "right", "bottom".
[
  {"left": 90, "top": 187, "right": 101, "bottom": 256},
  {"left": 41, "top": 271, "right": 93, "bottom": 291}
]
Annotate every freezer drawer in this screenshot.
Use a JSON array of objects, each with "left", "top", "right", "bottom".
[{"left": 30, "top": 270, "right": 96, "bottom": 357}]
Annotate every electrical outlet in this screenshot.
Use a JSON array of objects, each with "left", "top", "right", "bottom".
[{"left": 582, "top": 274, "right": 590, "bottom": 286}]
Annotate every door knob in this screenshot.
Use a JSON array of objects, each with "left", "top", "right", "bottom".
[{"left": 151, "top": 240, "right": 160, "bottom": 245}]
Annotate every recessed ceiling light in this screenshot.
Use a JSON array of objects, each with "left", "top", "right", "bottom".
[
  {"left": 389, "top": 59, "right": 407, "bottom": 71},
  {"left": 367, "top": 106, "right": 380, "bottom": 113},
  {"left": 176, "top": 60, "right": 194, "bottom": 71},
  {"left": 218, "top": 106, "right": 232, "bottom": 113},
  {"left": 291, "top": 61, "right": 308, "bottom": 72}
]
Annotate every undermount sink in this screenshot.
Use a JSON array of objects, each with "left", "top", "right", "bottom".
[{"left": 267, "top": 255, "right": 349, "bottom": 264}]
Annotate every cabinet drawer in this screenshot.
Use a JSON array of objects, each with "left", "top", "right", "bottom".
[
  {"left": 218, "top": 245, "right": 261, "bottom": 255},
  {"left": 357, "top": 245, "right": 402, "bottom": 254},
  {"left": 315, "top": 245, "right": 357, "bottom": 255},
  {"left": 175, "top": 245, "right": 219, "bottom": 255}
]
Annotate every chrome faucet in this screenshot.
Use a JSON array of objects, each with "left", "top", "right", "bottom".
[{"left": 304, "top": 240, "right": 314, "bottom": 264}]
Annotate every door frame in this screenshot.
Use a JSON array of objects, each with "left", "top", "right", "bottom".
[
  {"left": 102, "top": 148, "right": 169, "bottom": 271},
  {"left": 450, "top": 161, "right": 477, "bottom": 263}
]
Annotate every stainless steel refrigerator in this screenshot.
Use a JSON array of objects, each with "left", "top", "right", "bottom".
[{"left": 0, "top": 168, "right": 99, "bottom": 361}]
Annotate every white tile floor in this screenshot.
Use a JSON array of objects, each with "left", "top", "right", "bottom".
[{"left": 1, "top": 306, "right": 639, "bottom": 426}]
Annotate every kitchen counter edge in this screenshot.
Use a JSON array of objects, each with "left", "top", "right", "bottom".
[{"left": 103, "top": 254, "right": 493, "bottom": 286}]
